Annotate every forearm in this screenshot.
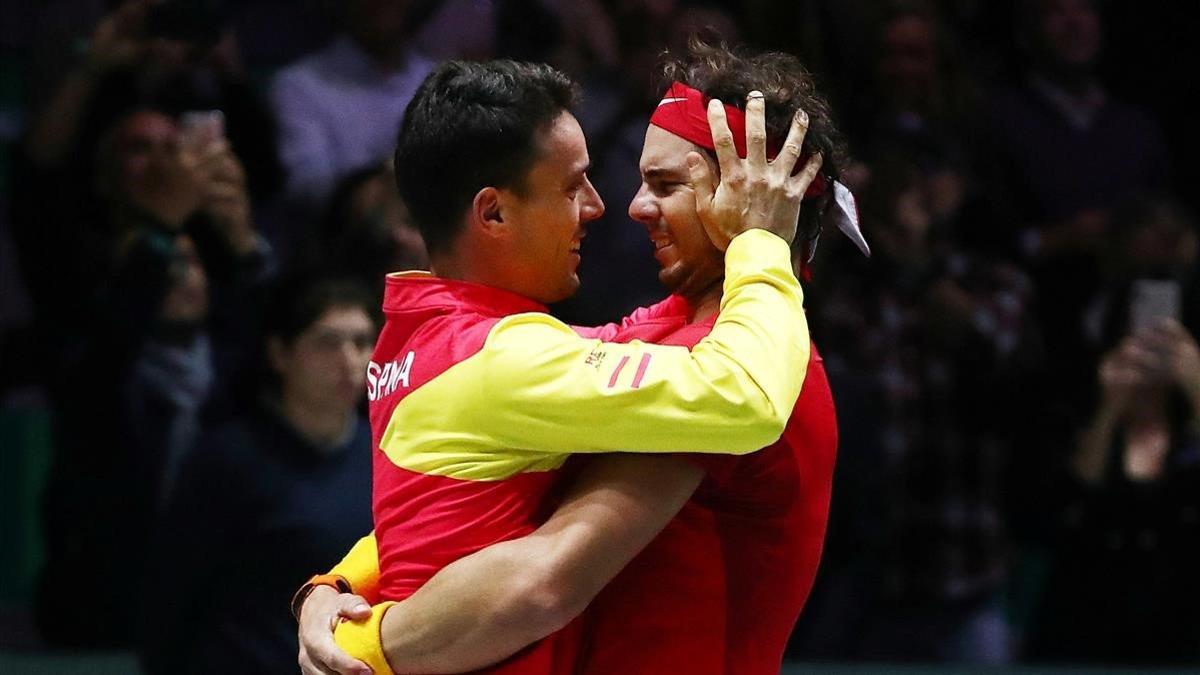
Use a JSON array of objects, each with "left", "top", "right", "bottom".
[
  {"left": 357, "top": 456, "right": 702, "bottom": 673},
  {"left": 24, "top": 65, "right": 103, "bottom": 167},
  {"left": 375, "top": 535, "right": 571, "bottom": 674},
  {"left": 1073, "top": 407, "right": 1119, "bottom": 485}
]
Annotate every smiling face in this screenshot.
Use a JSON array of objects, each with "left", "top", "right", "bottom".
[
  {"left": 629, "top": 125, "right": 724, "bottom": 302},
  {"left": 501, "top": 111, "right": 605, "bottom": 304}
]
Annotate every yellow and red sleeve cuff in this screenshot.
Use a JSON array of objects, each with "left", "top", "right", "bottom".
[{"left": 330, "top": 533, "right": 383, "bottom": 604}]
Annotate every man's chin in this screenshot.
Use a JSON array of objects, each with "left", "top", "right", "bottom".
[
  {"left": 543, "top": 275, "right": 581, "bottom": 304},
  {"left": 657, "top": 267, "right": 684, "bottom": 294},
  {"left": 658, "top": 262, "right": 724, "bottom": 300}
]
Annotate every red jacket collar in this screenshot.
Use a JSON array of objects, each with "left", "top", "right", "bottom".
[{"left": 382, "top": 272, "right": 548, "bottom": 318}]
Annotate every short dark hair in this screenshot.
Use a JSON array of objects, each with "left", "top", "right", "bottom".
[
  {"left": 658, "top": 38, "right": 849, "bottom": 246},
  {"left": 263, "top": 274, "right": 377, "bottom": 347},
  {"left": 393, "top": 60, "right": 579, "bottom": 255}
]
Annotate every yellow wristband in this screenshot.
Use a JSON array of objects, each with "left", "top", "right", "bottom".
[{"left": 334, "top": 601, "right": 398, "bottom": 675}]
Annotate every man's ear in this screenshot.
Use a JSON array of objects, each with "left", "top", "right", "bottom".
[{"left": 471, "top": 186, "right": 508, "bottom": 239}]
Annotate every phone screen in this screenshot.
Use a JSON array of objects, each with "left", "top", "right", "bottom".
[
  {"left": 1130, "top": 279, "right": 1182, "bottom": 333},
  {"left": 180, "top": 110, "right": 225, "bottom": 143}
]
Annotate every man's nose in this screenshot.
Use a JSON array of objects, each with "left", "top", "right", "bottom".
[
  {"left": 580, "top": 176, "right": 604, "bottom": 222},
  {"left": 628, "top": 183, "right": 657, "bottom": 225}
]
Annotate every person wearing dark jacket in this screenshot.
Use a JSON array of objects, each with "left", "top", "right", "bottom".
[{"left": 138, "top": 276, "right": 376, "bottom": 674}]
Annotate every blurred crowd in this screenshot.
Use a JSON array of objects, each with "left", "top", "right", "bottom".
[{"left": 0, "top": 0, "right": 1197, "bottom": 670}]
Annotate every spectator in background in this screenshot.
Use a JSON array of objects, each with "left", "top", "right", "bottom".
[
  {"left": 139, "top": 275, "right": 377, "bottom": 675},
  {"left": 1083, "top": 196, "right": 1200, "bottom": 369},
  {"left": 13, "top": 105, "right": 271, "bottom": 392},
  {"left": 269, "top": 0, "right": 436, "bottom": 214},
  {"left": 309, "top": 161, "right": 429, "bottom": 299},
  {"left": 1025, "top": 238, "right": 1200, "bottom": 663},
  {"left": 22, "top": 0, "right": 282, "bottom": 201},
  {"left": 845, "top": 1, "right": 980, "bottom": 193},
  {"left": 1020, "top": 194, "right": 1200, "bottom": 664},
  {"left": 794, "top": 153, "right": 1042, "bottom": 664},
  {"left": 37, "top": 227, "right": 213, "bottom": 647},
  {"left": 1024, "top": 320, "right": 1200, "bottom": 664},
  {"left": 409, "top": 0, "right": 496, "bottom": 62},
  {"left": 30, "top": 105, "right": 274, "bottom": 647},
  {"left": 837, "top": 0, "right": 1009, "bottom": 265},
  {"left": 494, "top": 0, "right": 621, "bottom": 136},
  {"left": 989, "top": 0, "right": 1169, "bottom": 256},
  {"left": 982, "top": 0, "right": 1169, "bottom": 403}
]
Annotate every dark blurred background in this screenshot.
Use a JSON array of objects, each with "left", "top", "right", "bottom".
[{"left": 1, "top": 0, "right": 1198, "bottom": 672}]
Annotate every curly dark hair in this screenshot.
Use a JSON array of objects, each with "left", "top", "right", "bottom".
[
  {"left": 657, "top": 38, "right": 849, "bottom": 247},
  {"left": 658, "top": 39, "right": 848, "bottom": 179}
]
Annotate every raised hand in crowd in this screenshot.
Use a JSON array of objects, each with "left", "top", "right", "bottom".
[
  {"left": 1072, "top": 338, "right": 1156, "bottom": 484},
  {"left": 188, "top": 119, "right": 258, "bottom": 255},
  {"left": 86, "top": 0, "right": 153, "bottom": 74},
  {"left": 112, "top": 111, "right": 208, "bottom": 229},
  {"left": 1097, "top": 338, "right": 1158, "bottom": 416},
  {"left": 1074, "top": 321, "right": 1200, "bottom": 484},
  {"left": 24, "top": 0, "right": 153, "bottom": 166},
  {"left": 1139, "top": 319, "right": 1200, "bottom": 412}
]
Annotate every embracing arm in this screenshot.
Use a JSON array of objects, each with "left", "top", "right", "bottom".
[
  {"left": 384, "top": 230, "right": 810, "bottom": 474},
  {"left": 313, "top": 455, "right": 702, "bottom": 675}
]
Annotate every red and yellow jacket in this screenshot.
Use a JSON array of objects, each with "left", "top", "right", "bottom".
[{"left": 332, "top": 230, "right": 810, "bottom": 673}]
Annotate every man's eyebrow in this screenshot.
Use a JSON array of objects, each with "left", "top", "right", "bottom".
[
  {"left": 566, "top": 162, "right": 592, "bottom": 185},
  {"left": 642, "top": 166, "right": 686, "bottom": 180}
]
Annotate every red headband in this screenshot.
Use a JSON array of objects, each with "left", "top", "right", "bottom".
[{"left": 649, "top": 82, "right": 827, "bottom": 198}]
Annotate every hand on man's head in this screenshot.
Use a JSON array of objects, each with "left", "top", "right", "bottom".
[{"left": 689, "top": 92, "right": 823, "bottom": 251}]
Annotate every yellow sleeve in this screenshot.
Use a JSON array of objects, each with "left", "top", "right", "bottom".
[
  {"left": 388, "top": 229, "right": 808, "bottom": 462},
  {"left": 329, "top": 533, "right": 382, "bottom": 604},
  {"left": 333, "top": 601, "right": 397, "bottom": 675}
]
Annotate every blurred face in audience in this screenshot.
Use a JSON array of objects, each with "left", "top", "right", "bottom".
[
  {"left": 878, "top": 14, "right": 938, "bottom": 108},
  {"left": 859, "top": 158, "right": 933, "bottom": 266},
  {"left": 629, "top": 126, "right": 724, "bottom": 300},
  {"left": 1033, "top": 0, "right": 1101, "bottom": 74},
  {"left": 98, "top": 109, "right": 179, "bottom": 204},
  {"left": 351, "top": 168, "right": 429, "bottom": 271},
  {"left": 271, "top": 306, "right": 376, "bottom": 414},
  {"left": 346, "top": 0, "right": 415, "bottom": 59}
]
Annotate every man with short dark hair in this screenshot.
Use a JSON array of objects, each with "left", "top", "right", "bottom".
[{"left": 294, "top": 53, "right": 827, "bottom": 675}]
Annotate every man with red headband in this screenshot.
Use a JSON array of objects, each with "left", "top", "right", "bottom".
[{"left": 297, "top": 43, "right": 867, "bottom": 675}]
